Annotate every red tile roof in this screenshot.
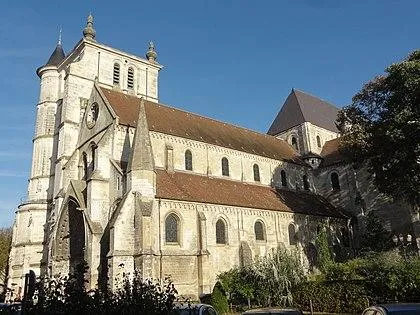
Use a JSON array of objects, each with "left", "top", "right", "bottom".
[
  {"left": 155, "top": 169, "right": 347, "bottom": 218},
  {"left": 320, "top": 138, "right": 347, "bottom": 167},
  {"left": 101, "top": 87, "right": 305, "bottom": 164}
]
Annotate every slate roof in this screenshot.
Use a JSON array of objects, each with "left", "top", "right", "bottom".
[
  {"left": 100, "top": 87, "right": 305, "bottom": 164},
  {"left": 319, "top": 138, "right": 346, "bottom": 167},
  {"left": 155, "top": 169, "right": 347, "bottom": 218},
  {"left": 45, "top": 43, "right": 65, "bottom": 66},
  {"left": 268, "top": 89, "right": 340, "bottom": 135}
]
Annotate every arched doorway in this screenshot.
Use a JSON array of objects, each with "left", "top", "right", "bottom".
[
  {"left": 55, "top": 199, "right": 86, "bottom": 273},
  {"left": 68, "top": 200, "right": 85, "bottom": 272}
]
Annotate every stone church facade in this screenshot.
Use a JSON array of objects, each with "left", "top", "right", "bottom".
[{"left": 7, "top": 15, "right": 417, "bottom": 299}]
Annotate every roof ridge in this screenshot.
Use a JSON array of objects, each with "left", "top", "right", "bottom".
[
  {"left": 100, "top": 86, "right": 291, "bottom": 145},
  {"left": 293, "top": 88, "right": 340, "bottom": 110}
]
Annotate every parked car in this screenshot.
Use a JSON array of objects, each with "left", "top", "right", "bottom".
[
  {"left": 0, "top": 303, "right": 21, "bottom": 314},
  {"left": 362, "top": 304, "right": 420, "bottom": 315},
  {"left": 241, "top": 308, "right": 303, "bottom": 315},
  {"left": 171, "top": 303, "right": 218, "bottom": 315}
]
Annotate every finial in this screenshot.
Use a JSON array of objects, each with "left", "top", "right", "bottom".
[
  {"left": 146, "top": 41, "right": 157, "bottom": 62},
  {"left": 58, "top": 27, "right": 62, "bottom": 46},
  {"left": 83, "top": 13, "right": 96, "bottom": 41}
]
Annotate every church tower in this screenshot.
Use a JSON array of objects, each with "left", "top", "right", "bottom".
[
  {"left": 7, "top": 36, "right": 65, "bottom": 291},
  {"left": 8, "top": 15, "right": 163, "bottom": 292}
]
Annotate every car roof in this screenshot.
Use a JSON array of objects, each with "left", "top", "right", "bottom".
[
  {"left": 381, "top": 304, "right": 420, "bottom": 312},
  {"left": 242, "top": 308, "right": 303, "bottom": 314}
]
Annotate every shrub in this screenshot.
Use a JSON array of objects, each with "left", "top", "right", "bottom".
[
  {"left": 27, "top": 263, "right": 178, "bottom": 315},
  {"left": 293, "top": 280, "right": 369, "bottom": 313},
  {"left": 210, "top": 282, "right": 229, "bottom": 314}
]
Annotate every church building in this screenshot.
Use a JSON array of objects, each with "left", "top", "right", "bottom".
[{"left": 7, "top": 15, "right": 416, "bottom": 300}]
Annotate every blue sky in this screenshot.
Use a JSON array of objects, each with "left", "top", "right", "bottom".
[{"left": 0, "top": 1, "right": 419, "bottom": 227}]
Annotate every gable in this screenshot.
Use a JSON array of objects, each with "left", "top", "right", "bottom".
[{"left": 78, "top": 84, "right": 116, "bottom": 148}]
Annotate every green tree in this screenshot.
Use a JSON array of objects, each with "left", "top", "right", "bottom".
[
  {"left": 0, "top": 228, "right": 12, "bottom": 282},
  {"left": 359, "top": 211, "right": 392, "bottom": 254},
  {"left": 315, "top": 228, "right": 333, "bottom": 273},
  {"left": 249, "top": 245, "right": 304, "bottom": 307},
  {"left": 337, "top": 50, "right": 420, "bottom": 212}
]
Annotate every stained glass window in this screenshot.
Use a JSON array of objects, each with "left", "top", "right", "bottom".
[
  {"left": 216, "top": 219, "right": 227, "bottom": 244},
  {"left": 254, "top": 221, "right": 265, "bottom": 241},
  {"left": 222, "top": 157, "right": 229, "bottom": 176},
  {"left": 185, "top": 150, "right": 193, "bottom": 171},
  {"left": 281, "top": 170, "right": 287, "bottom": 187},
  {"left": 165, "top": 213, "right": 179, "bottom": 243},
  {"left": 288, "top": 223, "right": 297, "bottom": 245},
  {"left": 253, "top": 164, "right": 260, "bottom": 182}
]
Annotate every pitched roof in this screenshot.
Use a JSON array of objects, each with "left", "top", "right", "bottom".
[
  {"left": 155, "top": 169, "right": 346, "bottom": 218},
  {"left": 100, "top": 87, "right": 305, "bottom": 164},
  {"left": 267, "top": 89, "right": 340, "bottom": 135},
  {"left": 320, "top": 137, "right": 346, "bottom": 167},
  {"left": 46, "top": 43, "right": 65, "bottom": 66}
]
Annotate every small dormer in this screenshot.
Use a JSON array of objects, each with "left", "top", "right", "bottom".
[{"left": 302, "top": 152, "right": 323, "bottom": 169}]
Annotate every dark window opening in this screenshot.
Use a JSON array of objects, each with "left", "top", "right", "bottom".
[
  {"left": 316, "top": 135, "right": 321, "bottom": 148},
  {"left": 281, "top": 170, "right": 287, "bottom": 187},
  {"left": 165, "top": 213, "right": 179, "bottom": 243},
  {"left": 303, "top": 175, "right": 310, "bottom": 191},
  {"left": 127, "top": 67, "right": 134, "bottom": 89},
  {"left": 185, "top": 150, "right": 193, "bottom": 171},
  {"left": 288, "top": 223, "right": 297, "bottom": 245},
  {"left": 331, "top": 172, "right": 340, "bottom": 191},
  {"left": 291, "top": 136, "right": 298, "bottom": 150},
  {"left": 113, "top": 63, "right": 120, "bottom": 85},
  {"left": 254, "top": 221, "right": 265, "bottom": 241},
  {"left": 216, "top": 219, "right": 227, "bottom": 244},
  {"left": 253, "top": 164, "right": 260, "bottom": 182},
  {"left": 222, "top": 157, "right": 229, "bottom": 176}
]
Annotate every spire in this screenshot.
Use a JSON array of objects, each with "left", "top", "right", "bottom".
[
  {"left": 83, "top": 13, "right": 96, "bottom": 41},
  {"left": 58, "top": 27, "right": 62, "bottom": 45},
  {"left": 127, "top": 99, "right": 154, "bottom": 172},
  {"left": 45, "top": 29, "right": 65, "bottom": 67},
  {"left": 146, "top": 41, "right": 157, "bottom": 62}
]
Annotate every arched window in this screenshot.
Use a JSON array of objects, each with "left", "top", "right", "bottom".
[
  {"left": 185, "top": 150, "right": 193, "bottom": 171},
  {"left": 303, "top": 175, "right": 310, "bottom": 191},
  {"left": 253, "top": 164, "right": 260, "bottom": 182},
  {"left": 291, "top": 136, "right": 298, "bottom": 150},
  {"left": 216, "top": 219, "right": 227, "bottom": 244},
  {"left": 82, "top": 152, "right": 88, "bottom": 179},
  {"left": 316, "top": 135, "right": 321, "bottom": 148},
  {"left": 127, "top": 67, "right": 134, "bottom": 89},
  {"left": 288, "top": 223, "right": 297, "bottom": 245},
  {"left": 222, "top": 157, "right": 229, "bottom": 176},
  {"left": 165, "top": 213, "right": 179, "bottom": 243},
  {"left": 331, "top": 172, "right": 340, "bottom": 191},
  {"left": 91, "top": 143, "right": 97, "bottom": 171},
  {"left": 254, "top": 221, "right": 265, "bottom": 241},
  {"left": 113, "top": 63, "right": 120, "bottom": 85},
  {"left": 281, "top": 170, "right": 287, "bottom": 187}
]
